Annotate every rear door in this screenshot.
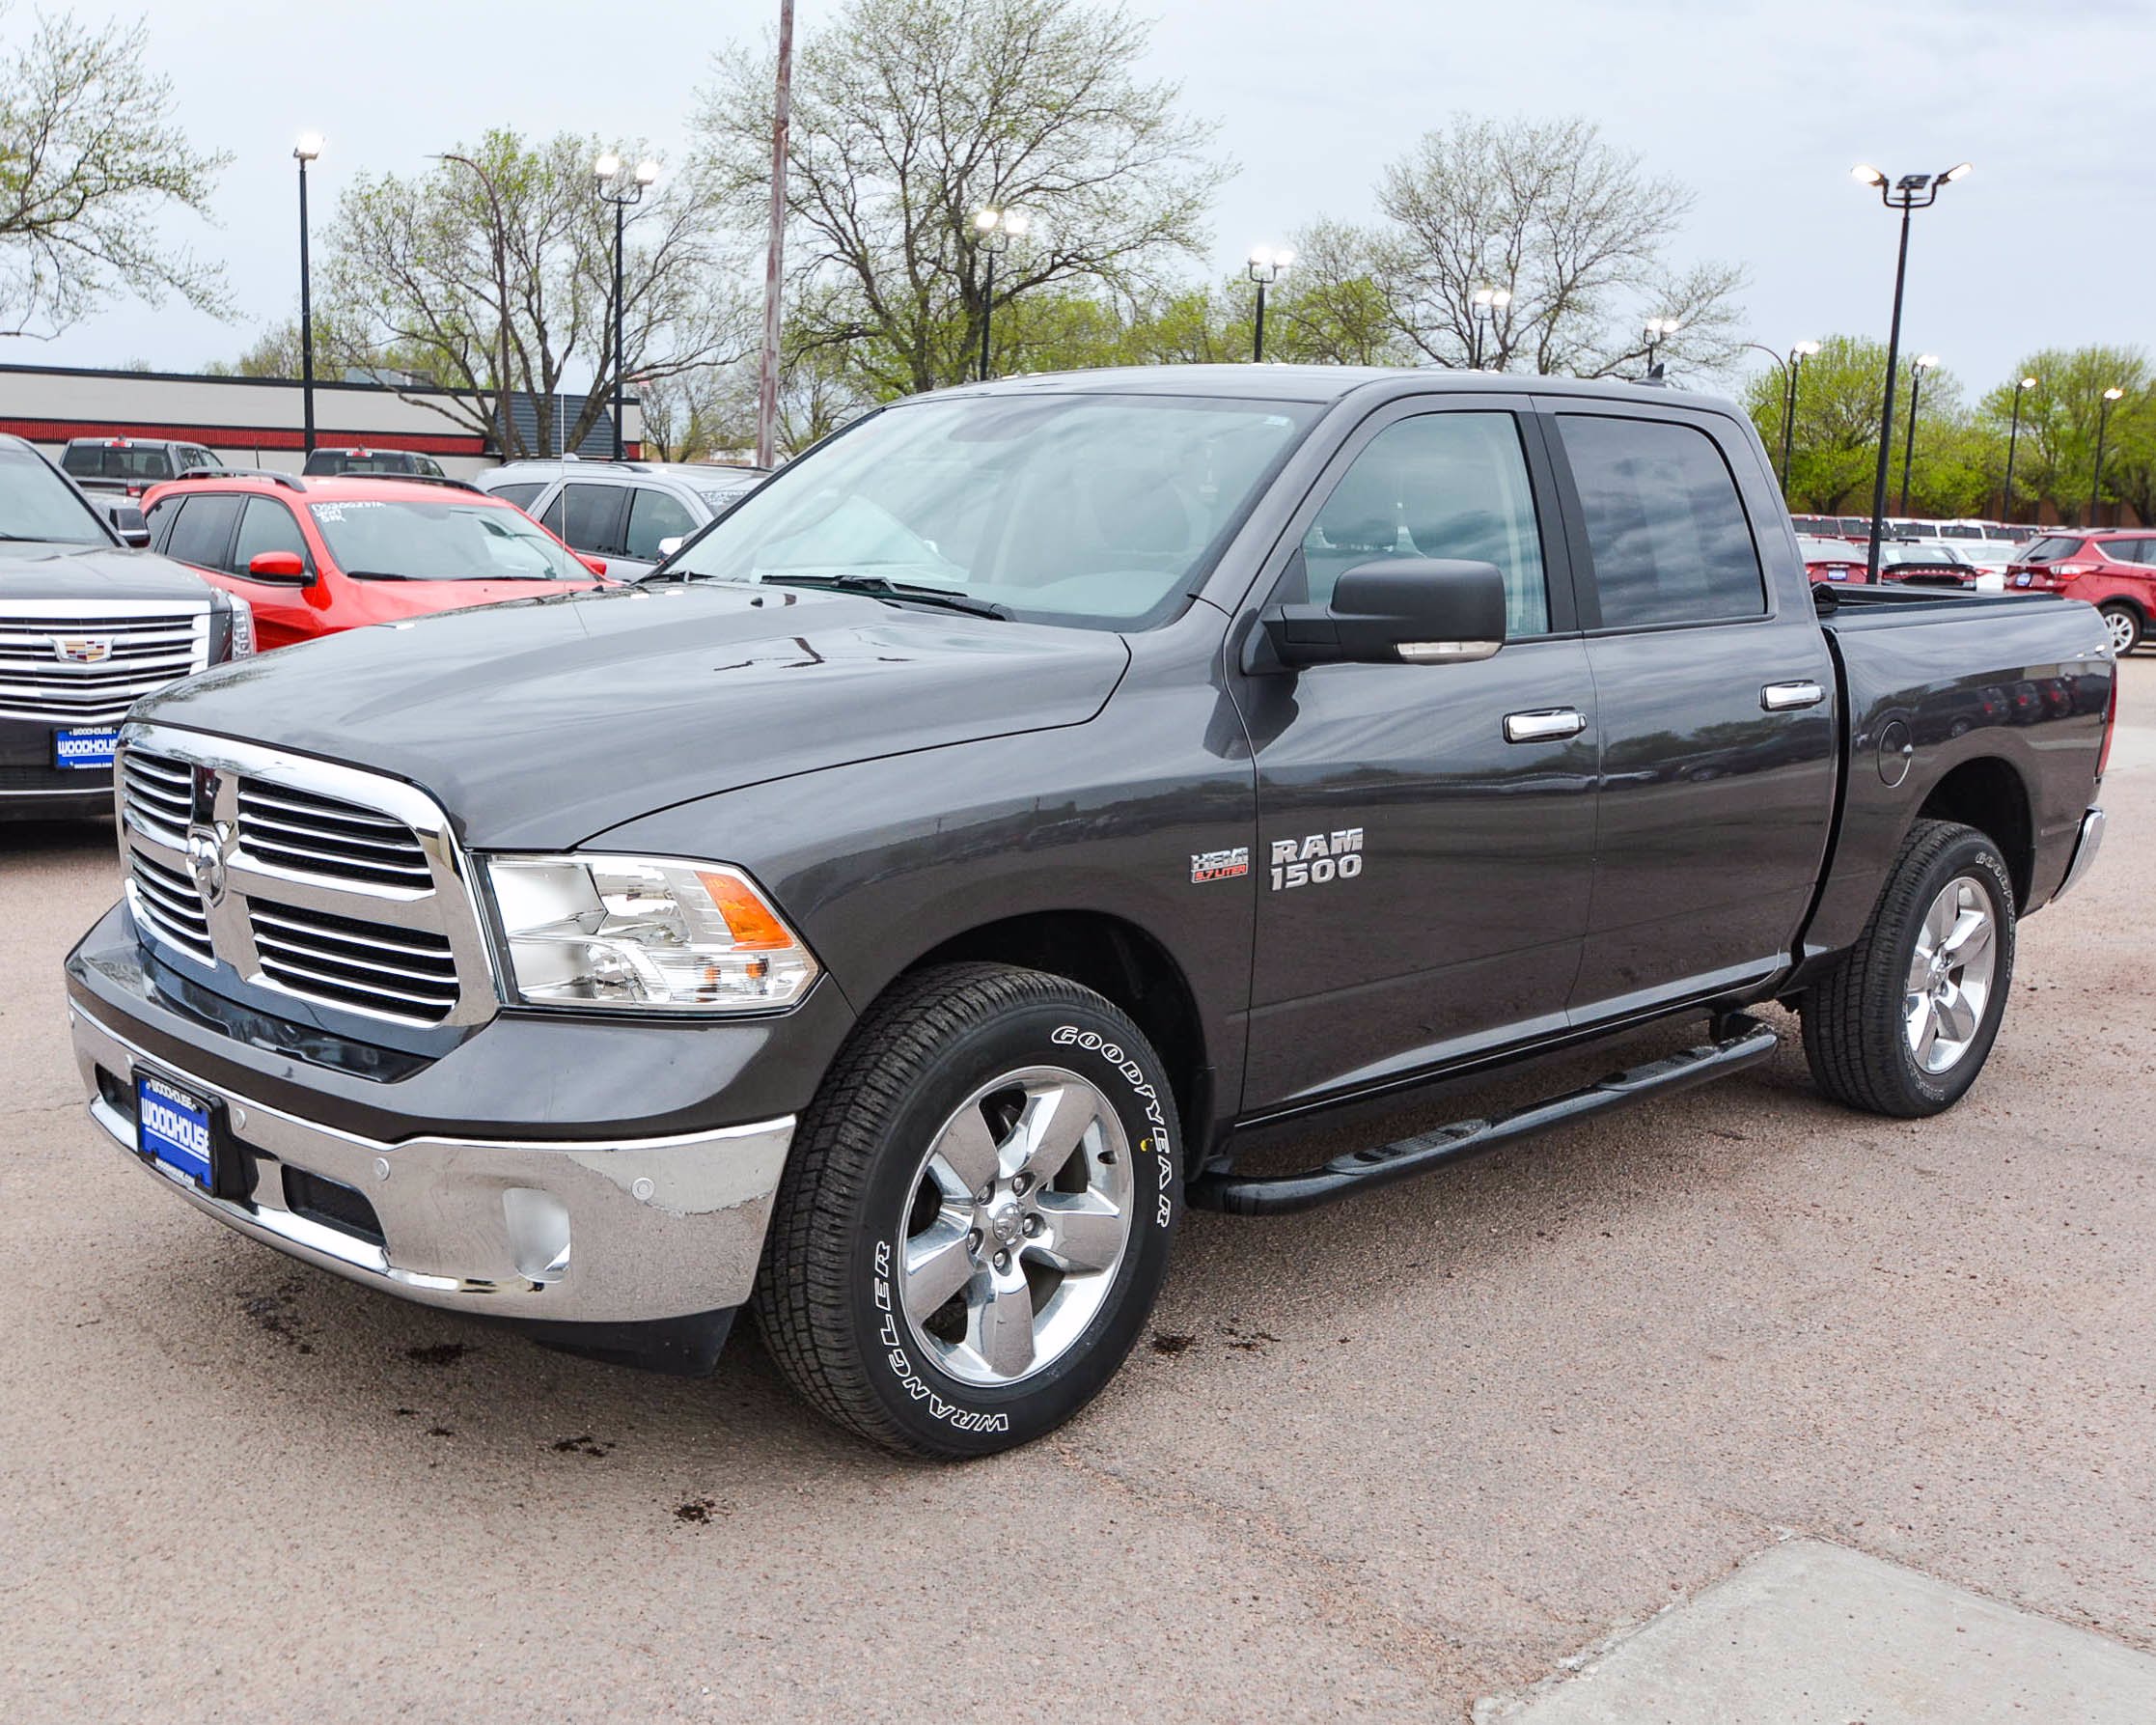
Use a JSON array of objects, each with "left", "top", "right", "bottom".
[
  {"left": 1542, "top": 404, "right": 1838, "bottom": 1020},
  {"left": 1234, "top": 395, "right": 1599, "bottom": 1109},
  {"left": 547, "top": 482, "right": 629, "bottom": 569}
]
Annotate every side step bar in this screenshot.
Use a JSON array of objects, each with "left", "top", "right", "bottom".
[{"left": 1187, "top": 1016, "right": 1780, "bottom": 1216}]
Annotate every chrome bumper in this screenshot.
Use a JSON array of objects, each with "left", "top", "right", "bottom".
[
  {"left": 2055, "top": 806, "right": 2106, "bottom": 903},
  {"left": 71, "top": 1004, "right": 793, "bottom": 1324}
]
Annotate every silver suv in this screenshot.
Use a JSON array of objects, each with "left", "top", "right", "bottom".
[{"left": 475, "top": 459, "right": 768, "bottom": 580}]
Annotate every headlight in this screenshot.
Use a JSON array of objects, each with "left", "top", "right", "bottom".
[
  {"left": 483, "top": 853, "right": 817, "bottom": 1012},
  {"left": 224, "top": 595, "right": 256, "bottom": 658}
]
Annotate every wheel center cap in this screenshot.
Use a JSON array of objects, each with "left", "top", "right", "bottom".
[{"left": 987, "top": 1206, "right": 1022, "bottom": 1247}]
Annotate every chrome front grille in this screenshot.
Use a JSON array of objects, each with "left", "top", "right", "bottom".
[
  {"left": 236, "top": 781, "right": 433, "bottom": 890},
  {"left": 115, "top": 723, "right": 492, "bottom": 1031},
  {"left": 0, "top": 601, "right": 210, "bottom": 724},
  {"left": 249, "top": 902, "right": 459, "bottom": 1020},
  {"left": 126, "top": 849, "right": 214, "bottom": 965}
]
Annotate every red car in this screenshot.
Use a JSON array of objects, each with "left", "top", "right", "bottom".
[
  {"left": 141, "top": 471, "right": 608, "bottom": 651},
  {"left": 1795, "top": 534, "right": 1866, "bottom": 584},
  {"left": 2004, "top": 530, "right": 2156, "bottom": 654}
]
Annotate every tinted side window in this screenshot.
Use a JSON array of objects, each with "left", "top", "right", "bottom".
[
  {"left": 624, "top": 486, "right": 698, "bottom": 560},
  {"left": 163, "top": 493, "right": 243, "bottom": 569},
  {"left": 232, "top": 497, "right": 311, "bottom": 574},
  {"left": 539, "top": 489, "right": 565, "bottom": 536},
  {"left": 490, "top": 481, "right": 544, "bottom": 510},
  {"left": 1560, "top": 416, "right": 1765, "bottom": 628},
  {"left": 560, "top": 484, "right": 625, "bottom": 555},
  {"left": 62, "top": 445, "right": 98, "bottom": 475},
  {"left": 1301, "top": 411, "right": 1552, "bottom": 637}
]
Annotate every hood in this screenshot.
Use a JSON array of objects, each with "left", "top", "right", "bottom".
[
  {"left": 136, "top": 582, "right": 1132, "bottom": 847},
  {"left": 0, "top": 540, "right": 224, "bottom": 603}
]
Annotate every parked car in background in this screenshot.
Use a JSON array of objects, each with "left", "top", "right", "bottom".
[
  {"left": 302, "top": 447, "right": 449, "bottom": 479},
  {"left": 1795, "top": 536, "right": 1867, "bottom": 584},
  {"left": 1876, "top": 542, "right": 1982, "bottom": 590},
  {"left": 61, "top": 437, "right": 224, "bottom": 500},
  {"left": 2004, "top": 530, "right": 2156, "bottom": 653},
  {"left": 476, "top": 459, "right": 771, "bottom": 580},
  {"left": 140, "top": 471, "right": 608, "bottom": 651},
  {"left": 0, "top": 433, "right": 251, "bottom": 820}
]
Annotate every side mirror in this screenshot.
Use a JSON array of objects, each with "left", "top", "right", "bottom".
[
  {"left": 246, "top": 549, "right": 309, "bottom": 583},
  {"left": 580, "top": 555, "right": 609, "bottom": 578},
  {"left": 655, "top": 536, "right": 685, "bottom": 559},
  {"left": 119, "top": 525, "right": 151, "bottom": 549},
  {"left": 1258, "top": 559, "right": 1508, "bottom": 669}
]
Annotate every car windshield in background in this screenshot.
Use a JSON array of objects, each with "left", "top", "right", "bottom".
[
  {"left": 1, "top": 448, "right": 113, "bottom": 545},
  {"left": 2017, "top": 537, "right": 2084, "bottom": 563},
  {"left": 659, "top": 394, "right": 1318, "bottom": 627},
  {"left": 1882, "top": 543, "right": 1965, "bottom": 567},
  {"left": 1795, "top": 538, "right": 1856, "bottom": 561},
  {"left": 62, "top": 445, "right": 174, "bottom": 483},
  {"left": 307, "top": 499, "right": 588, "bottom": 581},
  {"left": 1933, "top": 523, "right": 1983, "bottom": 540}
]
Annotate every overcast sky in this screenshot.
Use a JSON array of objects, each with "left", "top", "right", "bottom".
[{"left": 13, "top": 0, "right": 2147, "bottom": 403}]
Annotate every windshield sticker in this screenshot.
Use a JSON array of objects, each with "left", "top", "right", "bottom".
[{"left": 309, "top": 502, "right": 384, "bottom": 522}]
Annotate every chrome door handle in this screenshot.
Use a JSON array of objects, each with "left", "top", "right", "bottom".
[
  {"left": 1504, "top": 708, "right": 1588, "bottom": 743},
  {"left": 1761, "top": 681, "right": 1826, "bottom": 711}
]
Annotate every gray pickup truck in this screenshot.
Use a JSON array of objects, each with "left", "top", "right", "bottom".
[{"left": 64, "top": 368, "right": 2113, "bottom": 1457}]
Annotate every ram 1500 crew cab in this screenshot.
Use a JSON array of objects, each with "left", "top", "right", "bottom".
[{"left": 65, "top": 368, "right": 2114, "bottom": 1456}]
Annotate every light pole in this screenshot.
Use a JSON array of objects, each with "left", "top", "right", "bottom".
[
  {"left": 1248, "top": 246, "right": 1293, "bottom": 363},
  {"left": 1643, "top": 316, "right": 1682, "bottom": 378},
  {"left": 1898, "top": 352, "right": 1938, "bottom": 518},
  {"left": 1741, "top": 340, "right": 1821, "bottom": 492},
  {"left": 1470, "top": 286, "right": 1510, "bottom": 371},
  {"left": 2003, "top": 375, "right": 2036, "bottom": 522},
  {"left": 293, "top": 133, "right": 322, "bottom": 455},
  {"left": 2090, "top": 385, "right": 2126, "bottom": 525},
  {"left": 1852, "top": 161, "right": 1971, "bottom": 579},
  {"left": 973, "top": 207, "right": 1029, "bottom": 382},
  {"left": 595, "top": 153, "right": 659, "bottom": 460}
]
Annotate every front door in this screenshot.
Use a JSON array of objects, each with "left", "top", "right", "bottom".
[{"left": 1233, "top": 400, "right": 1598, "bottom": 1112}]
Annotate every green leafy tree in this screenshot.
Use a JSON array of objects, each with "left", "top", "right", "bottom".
[
  {"left": 1743, "top": 335, "right": 1890, "bottom": 512},
  {"left": 695, "top": 0, "right": 1227, "bottom": 400},
  {"left": 0, "top": 5, "right": 230, "bottom": 336},
  {"left": 1981, "top": 348, "right": 2153, "bottom": 526}
]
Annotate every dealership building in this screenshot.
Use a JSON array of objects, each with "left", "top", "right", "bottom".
[{"left": 0, "top": 361, "right": 642, "bottom": 477}]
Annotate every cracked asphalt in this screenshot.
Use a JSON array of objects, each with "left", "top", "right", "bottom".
[{"left": 2, "top": 659, "right": 2149, "bottom": 1722}]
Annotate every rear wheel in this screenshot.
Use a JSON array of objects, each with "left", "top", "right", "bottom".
[
  {"left": 1802, "top": 820, "right": 2016, "bottom": 1117},
  {"left": 753, "top": 963, "right": 1181, "bottom": 1458},
  {"left": 2099, "top": 603, "right": 2142, "bottom": 655}
]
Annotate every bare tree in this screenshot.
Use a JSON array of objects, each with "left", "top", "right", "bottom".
[
  {"left": 0, "top": 5, "right": 229, "bottom": 337},
  {"left": 1359, "top": 116, "right": 1743, "bottom": 377},
  {"left": 319, "top": 130, "right": 753, "bottom": 458},
  {"left": 695, "top": 0, "right": 1227, "bottom": 397}
]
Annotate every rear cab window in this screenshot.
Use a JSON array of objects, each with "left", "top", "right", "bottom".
[
  {"left": 1556, "top": 415, "right": 1767, "bottom": 627},
  {"left": 2018, "top": 537, "right": 2085, "bottom": 564}
]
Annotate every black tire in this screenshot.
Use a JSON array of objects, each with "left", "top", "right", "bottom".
[
  {"left": 1801, "top": 819, "right": 2016, "bottom": 1118},
  {"left": 752, "top": 962, "right": 1181, "bottom": 1458},
  {"left": 2098, "top": 602, "right": 2142, "bottom": 656}
]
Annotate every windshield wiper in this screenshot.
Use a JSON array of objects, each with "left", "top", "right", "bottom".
[{"left": 769, "top": 571, "right": 1009, "bottom": 620}]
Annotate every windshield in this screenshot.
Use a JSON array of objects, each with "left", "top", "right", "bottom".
[
  {"left": 307, "top": 498, "right": 589, "bottom": 581},
  {"left": 63, "top": 443, "right": 174, "bottom": 482},
  {"left": 2017, "top": 536, "right": 2084, "bottom": 564},
  {"left": 1882, "top": 543, "right": 1964, "bottom": 567},
  {"left": 659, "top": 394, "right": 1318, "bottom": 627},
  {"left": 1, "top": 447, "right": 113, "bottom": 544}
]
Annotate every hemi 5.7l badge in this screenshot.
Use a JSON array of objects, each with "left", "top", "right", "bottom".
[{"left": 1190, "top": 847, "right": 1250, "bottom": 884}]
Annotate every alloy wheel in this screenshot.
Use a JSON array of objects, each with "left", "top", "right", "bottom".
[{"left": 1903, "top": 875, "right": 1998, "bottom": 1075}]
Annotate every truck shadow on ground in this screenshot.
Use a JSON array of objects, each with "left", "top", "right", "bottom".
[{"left": 119, "top": 1009, "right": 1844, "bottom": 1504}]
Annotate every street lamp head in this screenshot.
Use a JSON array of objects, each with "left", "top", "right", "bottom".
[
  {"left": 1001, "top": 209, "right": 1030, "bottom": 238},
  {"left": 1645, "top": 317, "right": 1682, "bottom": 339},
  {"left": 1850, "top": 164, "right": 1886, "bottom": 187},
  {"left": 1938, "top": 162, "right": 1974, "bottom": 184},
  {"left": 1914, "top": 353, "right": 1939, "bottom": 371},
  {"left": 2104, "top": 386, "right": 2126, "bottom": 402},
  {"left": 1794, "top": 340, "right": 1821, "bottom": 357},
  {"left": 634, "top": 159, "right": 660, "bottom": 188},
  {"left": 1472, "top": 286, "right": 1509, "bottom": 310},
  {"left": 293, "top": 132, "right": 324, "bottom": 162},
  {"left": 2019, "top": 376, "right": 2038, "bottom": 391},
  {"left": 973, "top": 206, "right": 1002, "bottom": 233},
  {"left": 594, "top": 152, "right": 622, "bottom": 182},
  {"left": 1248, "top": 244, "right": 1289, "bottom": 282}
]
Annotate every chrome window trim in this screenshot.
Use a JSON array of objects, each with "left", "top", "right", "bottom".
[{"left": 116, "top": 718, "right": 498, "bottom": 1030}]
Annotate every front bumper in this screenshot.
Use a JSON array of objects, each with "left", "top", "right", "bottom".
[{"left": 71, "top": 1000, "right": 795, "bottom": 1325}]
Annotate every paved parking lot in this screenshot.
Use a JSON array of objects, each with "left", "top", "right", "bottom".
[{"left": 3, "top": 661, "right": 2151, "bottom": 1722}]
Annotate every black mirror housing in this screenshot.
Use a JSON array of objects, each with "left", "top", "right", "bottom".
[{"left": 1259, "top": 558, "right": 1508, "bottom": 669}]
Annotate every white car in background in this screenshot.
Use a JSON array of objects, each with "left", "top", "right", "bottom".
[{"left": 476, "top": 459, "right": 770, "bottom": 580}]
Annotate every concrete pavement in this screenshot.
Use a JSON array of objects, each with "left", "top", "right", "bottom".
[{"left": 1, "top": 659, "right": 2149, "bottom": 1722}]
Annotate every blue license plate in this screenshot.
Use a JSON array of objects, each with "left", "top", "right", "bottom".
[
  {"left": 136, "top": 1071, "right": 214, "bottom": 1188},
  {"left": 53, "top": 726, "right": 120, "bottom": 769},
  {"left": 2014, "top": 573, "right": 2032, "bottom": 587}
]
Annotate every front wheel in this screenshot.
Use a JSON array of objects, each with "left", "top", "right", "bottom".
[
  {"left": 753, "top": 963, "right": 1181, "bottom": 1457},
  {"left": 2099, "top": 603, "right": 2142, "bottom": 655},
  {"left": 1801, "top": 820, "right": 2016, "bottom": 1117}
]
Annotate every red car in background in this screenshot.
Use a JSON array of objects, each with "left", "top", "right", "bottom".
[
  {"left": 2004, "top": 530, "right": 2156, "bottom": 654},
  {"left": 141, "top": 471, "right": 609, "bottom": 651},
  {"left": 1795, "top": 535, "right": 1866, "bottom": 584}
]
